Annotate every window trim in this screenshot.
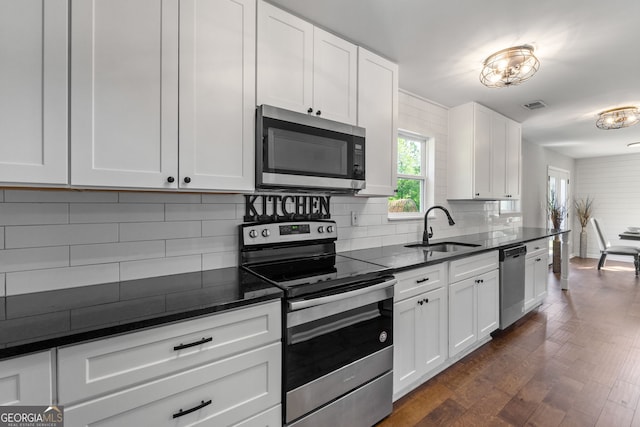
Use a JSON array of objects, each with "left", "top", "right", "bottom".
[{"left": 388, "top": 130, "right": 434, "bottom": 219}]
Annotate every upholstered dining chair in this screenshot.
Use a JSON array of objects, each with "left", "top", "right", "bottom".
[{"left": 590, "top": 217, "right": 640, "bottom": 276}]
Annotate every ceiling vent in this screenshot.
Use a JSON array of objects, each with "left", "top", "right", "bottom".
[{"left": 522, "top": 100, "right": 547, "bottom": 110}]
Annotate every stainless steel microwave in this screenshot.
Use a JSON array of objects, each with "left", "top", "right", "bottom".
[{"left": 256, "top": 105, "right": 366, "bottom": 193}]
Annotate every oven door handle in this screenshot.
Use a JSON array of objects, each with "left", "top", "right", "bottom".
[{"left": 288, "top": 278, "right": 396, "bottom": 311}]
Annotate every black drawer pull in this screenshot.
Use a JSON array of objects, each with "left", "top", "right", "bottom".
[
  {"left": 416, "top": 277, "right": 430, "bottom": 283},
  {"left": 536, "top": 258, "right": 542, "bottom": 262},
  {"left": 173, "top": 399, "right": 212, "bottom": 419},
  {"left": 423, "top": 298, "right": 429, "bottom": 304},
  {"left": 173, "top": 337, "right": 212, "bottom": 351}
]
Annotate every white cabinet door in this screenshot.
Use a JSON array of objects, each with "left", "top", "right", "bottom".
[
  {"left": 257, "top": 0, "right": 313, "bottom": 113},
  {"left": 393, "top": 294, "right": 421, "bottom": 394},
  {"left": 179, "top": 0, "right": 255, "bottom": 191},
  {"left": 449, "top": 277, "right": 476, "bottom": 358},
  {"left": 477, "top": 270, "right": 499, "bottom": 339},
  {"left": 534, "top": 254, "right": 549, "bottom": 302},
  {"left": 491, "top": 113, "right": 507, "bottom": 198},
  {"left": 393, "top": 286, "right": 447, "bottom": 396},
  {"left": 506, "top": 119, "right": 522, "bottom": 199},
  {"left": 472, "top": 104, "right": 492, "bottom": 198},
  {"left": 312, "top": 27, "right": 357, "bottom": 125},
  {"left": 0, "top": 0, "right": 67, "bottom": 185},
  {"left": 524, "top": 256, "right": 537, "bottom": 311},
  {"left": 357, "top": 47, "right": 398, "bottom": 196},
  {"left": 71, "top": 0, "right": 179, "bottom": 189},
  {"left": 0, "top": 351, "right": 53, "bottom": 405}
]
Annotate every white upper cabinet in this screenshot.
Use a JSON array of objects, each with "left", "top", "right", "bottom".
[
  {"left": 71, "top": 0, "right": 255, "bottom": 192},
  {"left": 448, "top": 102, "right": 521, "bottom": 200},
  {"left": 71, "top": 0, "right": 179, "bottom": 189},
  {"left": 257, "top": 0, "right": 357, "bottom": 125},
  {"left": 0, "top": 0, "right": 68, "bottom": 185},
  {"left": 179, "top": 0, "right": 255, "bottom": 191},
  {"left": 357, "top": 48, "right": 399, "bottom": 196}
]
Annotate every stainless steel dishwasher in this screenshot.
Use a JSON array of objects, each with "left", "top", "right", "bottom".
[{"left": 499, "top": 245, "right": 527, "bottom": 329}]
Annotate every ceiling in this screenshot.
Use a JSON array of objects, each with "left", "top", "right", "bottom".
[{"left": 268, "top": 0, "right": 640, "bottom": 159}]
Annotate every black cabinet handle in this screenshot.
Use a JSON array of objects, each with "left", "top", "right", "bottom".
[
  {"left": 475, "top": 193, "right": 480, "bottom": 197},
  {"left": 167, "top": 176, "right": 175, "bottom": 183},
  {"left": 316, "top": 110, "right": 322, "bottom": 116},
  {"left": 173, "top": 337, "right": 212, "bottom": 351},
  {"left": 536, "top": 258, "right": 542, "bottom": 262},
  {"left": 423, "top": 298, "right": 429, "bottom": 304},
  {"left": 307, "top": 107, "right": 313, "bottom": 113},
  {"left": 416, "top": 277, "right": 430, "bottom": 284},
  {"left": 183, "top": 176, "right": 191, "bottom": 184},
  {"left": 172, "top": 399, "right": 212, "bottom": 419},
  {"left": 417, "top": 300, "right": 424, "bottom": 305}
]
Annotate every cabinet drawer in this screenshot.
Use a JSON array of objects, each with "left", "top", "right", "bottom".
[
  {"left": 59, "top": 300, "right": 281, "bottom": 404},
  {"left": 65, "top": 342, "right": 281, "bottom": 427},
  {"left": 449, "top": 251, "right": 498, "bottom": 283},
  {"left": 234, "top": 405, "right": 281, "bottom": 427},
  {"left": 526, "top": 238, "right": 548, "bottom": 258},
  {"left": 394, "top": 263, "right": 447, "bottom": 301},
  {"left": 0, "top": 351, "right": 53, "bottom": 405}
]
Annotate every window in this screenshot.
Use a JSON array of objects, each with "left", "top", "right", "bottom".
[{"left": 388, "top": 131, "right": 431, "bottom": 216}]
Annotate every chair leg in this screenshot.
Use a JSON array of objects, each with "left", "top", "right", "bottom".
[{"left": 598, "top": 253, "right": 607, "bottom": 270}]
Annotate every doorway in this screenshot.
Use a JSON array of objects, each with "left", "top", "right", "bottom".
[{"left": 547, "top": 166, "right": 570, "bottom": 259}]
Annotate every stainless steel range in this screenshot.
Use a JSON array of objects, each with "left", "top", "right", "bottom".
[{"left": 240, "top": 220, "right": 395, "bottom": 427}]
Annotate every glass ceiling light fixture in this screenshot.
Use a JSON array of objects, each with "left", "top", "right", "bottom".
[
  {"left": 479, "top": 45, "right": 540, "bottom": 88},
  {"left": 596, "top": 106, "right": 640, "bottom": 130}
]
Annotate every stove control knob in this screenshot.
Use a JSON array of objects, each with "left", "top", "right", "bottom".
[
  {"left": 248, "top": 229, "right": 258, "bottom": 238},
  {"left": 327, "top": 226, "right": 334, "bottom": 233},
  {"left": 262, "top": 229, "right": 270, "bottom": 237},
  {"left": 317, "top": 226, "right": 324, "bottom": 233}
]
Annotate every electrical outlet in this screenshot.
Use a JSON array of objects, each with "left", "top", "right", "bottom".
[{"left": 351, "top": 211, "right": 358, "bottom": 226}]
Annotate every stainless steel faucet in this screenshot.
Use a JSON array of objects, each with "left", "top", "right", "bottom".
[{"left": 423, "top": 205, "right": 456, "bottom": 244}]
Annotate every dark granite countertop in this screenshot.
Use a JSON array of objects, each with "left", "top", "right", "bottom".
[
  {"left": 0, "top": 267, "right": 282, "bottom": 360},
  {"left": 340, "top": 227, "right": 569, "bottom": 272}
]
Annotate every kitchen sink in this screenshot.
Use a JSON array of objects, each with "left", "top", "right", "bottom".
[{"left": 404, "top": 242, "right": 481, "bottom": 252}]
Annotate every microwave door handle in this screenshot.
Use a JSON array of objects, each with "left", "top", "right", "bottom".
[{"left": 288, "top": 278, "right": 396, "bottom": 311}]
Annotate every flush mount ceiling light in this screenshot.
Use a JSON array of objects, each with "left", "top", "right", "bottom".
[
  {"left": 479, "top": 45, "right": 540, "bottom": 88},
  {"left": 596, "top": 106, "right": 640, "bottom": 130}
]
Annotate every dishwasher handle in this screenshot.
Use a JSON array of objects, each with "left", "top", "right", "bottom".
[{"left": 500, "top": 245, "right": 527, "bottom": 260}]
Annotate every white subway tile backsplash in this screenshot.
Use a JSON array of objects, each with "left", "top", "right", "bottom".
[
  {"left": 0, "top": 203, "right": 68, "bottom": 226},
  {"left": 5, "top": 224, "right": 118, "bottom": 249},
  {"left": 201, "top": 194, "right": 245, "bottom": 204},
  {"left": 120, "top": 255, "right": 201, "bottom": 281},
  {"left": 165, "top": 204, "right": 236, "bottom": 221},
  {"left": 0, "top": 246, "right": 69, "bottom": 273},
  {"left": 166, "top": 235, "right": 237, "bottom": 257},
  {"left": 366, "top": 225, "right": 397, "bottom": 237},
  {"left": 4, "top": 190, "right": 118, "bottom": 203},
  {"left": 118, "top": 191, "right": 202, "bottom": 204},
  {"left": 202, "top": 252, "right": 237, "bottom": 270},
  {"left": 0, "top": 273, "right": 4, "bottom": 296},
  {"left": 6, "top": 263, "right": 120, "bottom": 295},
  {"left": 202, "top": 219, "right": 241, "bottom": 237},
  {"left": 71, "top": 241, "right": 166, "bottom": 266},
  {"left": 119, "top": 221, "right": 202, "bottom": 242},
  {"left": 70, "top": 203, "right": 164, "bottom": 223}
]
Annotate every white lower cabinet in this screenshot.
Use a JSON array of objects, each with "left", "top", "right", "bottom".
[
  {"left": 0, "top": 351, "right": 53, "bottom": 406},
  {"left": 393, "top": 264, "right": 447, "bottom": 399},
  {"left": 448, "top": 252, "right": 499, "bottom": 359},
  {"left": 59, "top": 301, "right": 282, "bottom": 427},
  {"left": 525, "top": 238, "right": 549, "bottom": 311}
]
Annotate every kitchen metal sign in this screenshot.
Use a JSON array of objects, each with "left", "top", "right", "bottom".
[{"left": 244, "top": 194, "right": 331, "bottom": 222}]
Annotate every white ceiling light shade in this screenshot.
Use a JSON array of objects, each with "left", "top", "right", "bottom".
[
  {"left": 627, "top": 142, "right": 640, "bottom": 148},
  {"left": 596, "top": 106, "right": 640, "bottom": 130},
  {"left": 479, "top": 45, "right": 540, "bottom": 88}
]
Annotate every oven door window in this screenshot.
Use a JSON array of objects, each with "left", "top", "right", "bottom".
[{"left": 285, "top": 298, "right": 392, "bottom": 392}]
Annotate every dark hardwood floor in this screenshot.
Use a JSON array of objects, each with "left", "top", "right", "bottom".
[{"left": 378, "top": 257, "right": 640, "bottom": 426}]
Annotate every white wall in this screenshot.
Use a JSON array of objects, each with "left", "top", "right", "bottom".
[
  {"left": 0, "top": 92, "right": 524, "bottom": 296},
  {"left": 575, "top": 153, "right": 640, "bottom": 259}
]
